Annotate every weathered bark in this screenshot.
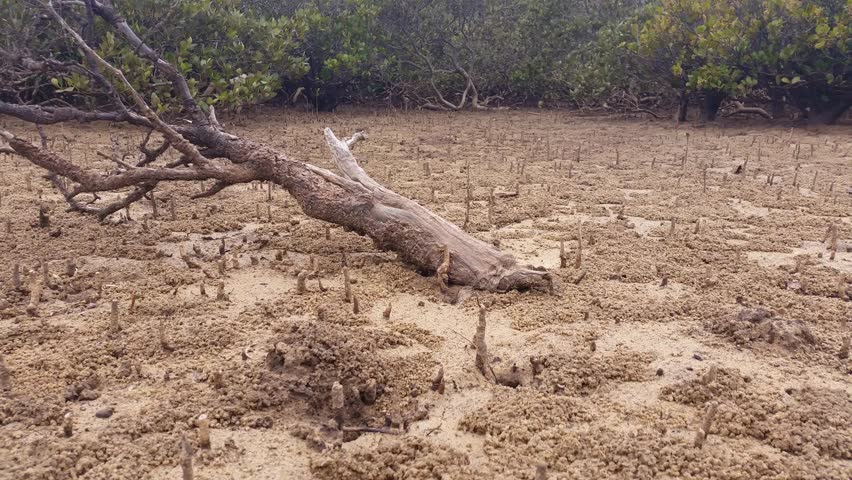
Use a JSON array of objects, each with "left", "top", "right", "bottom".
[{"left": 315, "top": 131, "right": 549, "bottom": 291}]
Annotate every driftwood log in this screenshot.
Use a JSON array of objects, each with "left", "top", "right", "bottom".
[{"left": 0, "top": 0, "right": 549, "bottom": 293}]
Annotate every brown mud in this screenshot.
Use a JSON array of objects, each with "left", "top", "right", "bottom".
[{"left": 1, "top": 109, "right": 850, "bottom": 479}]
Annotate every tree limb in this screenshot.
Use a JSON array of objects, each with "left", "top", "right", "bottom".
[{"left": 725, "top": 101, "right": 773, "bottom": 120}]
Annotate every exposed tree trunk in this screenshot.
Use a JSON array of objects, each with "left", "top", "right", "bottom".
[
  {"left": 698, "top": 90, "right": 725, "bottom": 122},
  {"left": 677, "top": 91, "right": 689, "bottom": 122}
]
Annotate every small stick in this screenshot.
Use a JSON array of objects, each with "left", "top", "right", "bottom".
[
  {"left": 693, "top": 401, "right": 719, "bottom": 448},
  {"left": 0, "top": 354, "right": 10, "bottom": 392},
  {"left": 382, "top": 304, "right": 392, "bottom": 320},
  {"left": 158, "top": 318, "right": 173, "bottom": 351},
  {"left": 25, "top": 273, "right": 44, "bottom": 316},
  {"left": 837, "top": 275, "right": 848, "bottom": 302},
  {"left": 109, "top": 299, "right": 120, "bottom": 332},
  {"left": 343, "top": 267, "right": 352, "bottom": 302},
  {"left": 180, "top": 435, "right": 194, "bottom": 480},
  {"left": 216, "top": 280, "right": 227, "bottom": 301},
  {"left": 431, "top": 364, "right": 445, "bottom": 393},
  {"left": 574, "top": 221, "right": 582, "bottom": 269},
  {"left": 701, "top": 365, "right": 718, "bottom": 385},
  {"left": 473, "top": 298, "right": 495, "bottom": 382},
  {"left": 829, "top": 235, "right": 838, "bottom": 261},
  {"left": 197, "top": 414, "right": 211, "bottom": 449},
  {"left": 352, "top": 294, "right": 360, "bottom": 314},
  {"left": 559, "top": 240, "right": 567, "bottom": 268},
  {"left": 38, "top": 202, "right": 50, "bottom": 228},
  {"left": 296, "top": 270, "right": 308, "bottom": 294},
  {"left": 12, "top": 262, "right": 22, "bottom": 290},
  {"left": 66, "top": 258, "right": 77, "bottom": 277},
  {"left": 463, "top": 197, "right": 470, "bottom": 230},
  {"left": 41, "top": 260, "right": 49, "bottom": 287},
  {"left": 128, "top": 292, "right": 138, "bottom": 313},
  {"left": 340, "top": 426, "right": 401, "bottom": 435},
  {"left": 331, "top": 381, "right": 345, "bottom": 428},
  {"left": 62, "top": 412, "right": 73, "bottom": 437}
]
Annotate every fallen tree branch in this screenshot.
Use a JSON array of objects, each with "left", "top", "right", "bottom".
[
  {"left": 0, "top": 0, "right": 551, "bottom": 293},
  {"left": 725, "top": 101, "right": 773, "bottom": 120}
]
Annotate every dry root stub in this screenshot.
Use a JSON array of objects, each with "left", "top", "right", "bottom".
[
  {"left": 692, "top": 401, "right": 719, "bottom": 448},
  {"left": 707, "top": 307, "right": 817, "bottom": 351},
  {"left": 0, "top": 354, "right": 11, "bottom": 393},
  {"left": 180, "top": 434, "right": 194, "bottom": 480},
  {"left": 473, "top": 300, "right": 495, "bottom": 382}
]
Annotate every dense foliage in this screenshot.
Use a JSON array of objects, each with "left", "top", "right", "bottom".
[
  {"left": 1, "top": 0, "right": 850, "bottom": 122},
  {"left": 627, "top": 0, "right": 852, "bottom": 122}
]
